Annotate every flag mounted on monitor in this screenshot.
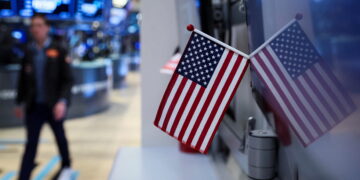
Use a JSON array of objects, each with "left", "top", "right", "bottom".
[
  {"left": 154, "top": 25, "right": 250, "bottom": 153},
  {"left": 249, "top": 17, "right": 356, "bottom": 146}
]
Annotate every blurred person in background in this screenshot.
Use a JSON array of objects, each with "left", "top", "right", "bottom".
[{"left": 14, "top": 14, "right": 74, "bottom": 180}]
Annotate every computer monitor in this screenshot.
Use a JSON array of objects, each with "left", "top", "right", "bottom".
[
  {"left": 75, "top": 0, "right": 104, "bottom": 20},
  {"left": 17, "top": 0, "right": 74, "bottom": 19},
  {"left": 0, "top": 0, "right": 16, "bottom": 17}
]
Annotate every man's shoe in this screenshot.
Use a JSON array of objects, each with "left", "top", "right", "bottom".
[{"left": 57, "top": 167, "right": 74, "bottom": 180}]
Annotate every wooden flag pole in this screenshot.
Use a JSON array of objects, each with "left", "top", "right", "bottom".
[
  {"left": 248, "top": 13, "right": 303, "bottom": 58},
  {"left": 186, "top": 24, "right": 250, "bottom": 59}
]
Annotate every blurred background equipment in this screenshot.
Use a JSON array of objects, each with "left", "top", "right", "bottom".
[
  {"left": 0, "top": 0, "right": 16, "bottom": 17},
  {"left": 0, "top": 0, "right": 141, "bottom": 179},
  {"left": 0, "top": 0, "right": 140, "bottom": 127}
]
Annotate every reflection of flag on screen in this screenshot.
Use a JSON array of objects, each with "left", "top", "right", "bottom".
[
  {"left": 154, "top": 31, "right": 249, "bottom": 153},
  {"left": 251, "top": 21, "right": 356, "bottom": 146}
]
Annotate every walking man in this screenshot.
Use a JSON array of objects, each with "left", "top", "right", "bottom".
[{"left": 15, "top": 14, "right": 73, "bottom": 180}]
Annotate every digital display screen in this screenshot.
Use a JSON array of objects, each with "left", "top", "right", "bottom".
[
  {"left": 17, "top": 0, "right": 74, "bottom": 19},
  {"left": 76, "top": 0, "right": 103, "bottom": 19},
  {"left": 0, "top": 0, "right": 15, "bottom": 17}
]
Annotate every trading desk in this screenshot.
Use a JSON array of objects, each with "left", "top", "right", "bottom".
[{"left": 0, "top": 59, "right": 112, "bottom": 127}]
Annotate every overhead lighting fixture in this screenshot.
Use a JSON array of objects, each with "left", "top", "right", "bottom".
[{"left": 113, "top": 0, "right": 129, "bottom": 8}]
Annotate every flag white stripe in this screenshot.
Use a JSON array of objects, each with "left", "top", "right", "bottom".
[
  {"left": 168, "top": 64, "right": 178, "bottom": 68},
  {"left": 314, "top": 63, "right": 352, "bottom": 113},
  {"left": 298, "top": 76, "right": 336, "bottom": 126},
  {"left": 174, "top": 85, "right": 201, "bottom": 138},
  {"left": 191, "top": 54, "right": 239, "bottom": 146},
  {"left": 266, "top": 47, "right": 327, "bottom": 132},
  {"left": 182, "top": 49, "right": 230, "bottom": 142},
  {"left": 165, "top": 80, "right": 193, "bottom": 132},
  {"left": 252, "top": 57, "right": 311, "bottom": 143},
  {"left": 306, "top": 69, "right": 343, "bottom": 120},
  {"left": 160, "top": 69, "right": 175, "bottom": 74},
  {"left": 158, "top": 76, "right": 183, "bottom": 128},
  {"left": 258, "top": 52, "right": 319, "bottom": 138},
  {"left": 200, "top": 57, "right": 248, "bottom": 151}
]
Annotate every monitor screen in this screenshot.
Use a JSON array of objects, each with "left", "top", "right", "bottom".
[
  {"left": 76, "top": 0, "right": 103, "bottom": 19},
  {"left": 17, "top": 0, "right": 74, "bottom": 19},
  {"left": 0, "top": 0, "right": 15, "bottom": 17}
]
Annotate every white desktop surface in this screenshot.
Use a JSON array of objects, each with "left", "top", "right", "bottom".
[{"left": 109, "top": 146, "right": 221, "bottom": 180}]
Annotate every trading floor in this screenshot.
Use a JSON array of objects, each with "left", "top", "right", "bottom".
[{"left": 0, "top": 73, "right": 141, "bottom": 180}]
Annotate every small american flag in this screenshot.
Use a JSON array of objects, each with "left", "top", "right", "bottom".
[
  {"left": 251, "top": 21, "right": 356, "bottom": 146},
  {"left": 160, "top": 53, "right": 181, "bottom": 75},
  {"left": 154, "top": 31, "right": 249, "bottom": 153}
]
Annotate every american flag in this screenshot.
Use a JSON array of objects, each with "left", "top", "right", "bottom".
[
  {"left": 154, "top": 31, "right": 249, "bottom": 153},
  {"left": 251, "top": 21, "right": 356, "bottom": 146}
]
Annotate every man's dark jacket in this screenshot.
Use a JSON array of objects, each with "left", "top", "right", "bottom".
[{"left": 16, "top": 39, "right": 74, "bottom": 109}]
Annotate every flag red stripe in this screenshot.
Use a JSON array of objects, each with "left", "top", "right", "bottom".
[
  {"left": 262, "top": 49, "right": 323, "bottom": 134},
  {"left": 169, "top": 82, "right": 197, "bottom": 135},
  {"left": 202, "top": 61, "right": 250, "bottom": 153},
  {"left": 254, "top": 54, "right": 314, "bottom": 143},
  {"left": 154, "top": 73, "right": 179, "bottom": 126},
  {"left": 251, "top": 60, "right": 308, "bottom": 145},
  {"left": 194, "top": 55, "right": 243, "bottom": 150},
  {"left": 185, "top": 51, "right": 235, "bottom": 145},
  {"left": 177, "top": 87, "right": 206, "bottom": 141},
  {"left": 162, "top": 77, "right": 188, "bottom": 131}
]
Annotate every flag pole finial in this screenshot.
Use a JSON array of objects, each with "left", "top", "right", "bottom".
[
  {"left": 187, "top": 24, "right": 195, "bottom": 31},
  {"left": 295, "top": 13, "right": 303, "bottom": 21}
]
